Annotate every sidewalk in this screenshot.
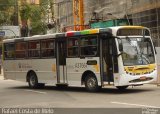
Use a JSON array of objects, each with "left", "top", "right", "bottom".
[
  {"left": 0, "top": 75, "right": 4, "bottom": 80},
  {"left": 0, "top": 69, "right": 4, "bottom": 80}
]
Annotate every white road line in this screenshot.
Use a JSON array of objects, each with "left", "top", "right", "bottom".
[
  {"left": 111, "top": 101, "right": 160, "bottom": 108},
  {"left": 25, "top": 90, "right": 47, "bottom": 94}
]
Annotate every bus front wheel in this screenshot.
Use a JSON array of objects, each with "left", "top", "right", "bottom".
[
  {"left": 28, "top": 72, "right": 39, "bottom": 89},
  {"left": 85, "top": 74, "right": 99, "bottom": 92}
]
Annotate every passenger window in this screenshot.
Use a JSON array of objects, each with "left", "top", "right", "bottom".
[
  {"left": 15, "top": 42, "right": 27, "bottom": 59},
  {"left": 4, "top": 43, "right": 15, "bottom": 59},
  {"left": 67, "top": 37, "right": 79, "bottom": 57},
  {"left": 80, "top": 35, "right": 98, "bottom": 56},
  {"left": 28, "top": 41, "right": 40, "bottom": 58},
  {"left": 41, "top": 39, "right": 55, "bottom": 58}
]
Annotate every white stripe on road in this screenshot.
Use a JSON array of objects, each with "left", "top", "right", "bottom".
[
  {"left": 25, "top": 90, "right": 47, "bottom": 94},
  {"left": 111, "top": 101, "right": 160, "bottom": 108}
]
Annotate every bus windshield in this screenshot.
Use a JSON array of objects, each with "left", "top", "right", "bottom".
[{"left": 120, "top": 37, "right": 155, "bottom": 66}]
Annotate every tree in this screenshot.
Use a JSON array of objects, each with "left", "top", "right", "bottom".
[
  {"left": 0, "top": 0, "right": 50, "bottom": 36},
  {"left": 40, "top": 0, "right": 56, "bottom": 30},
  {"left": 19, "top": 2, "right": 48, "bottom": 36},
  {"left": 20, "top": 4, "right": 31, "bottom": 21},
  {"left": 29, "top": 5, "right": 47, "bottom": 35},
  {"left": 0, "top": 0, "right": 18, "bottom": 25},
  {"left": 19, "top": 4, "right": 31, "bottom": 37}
]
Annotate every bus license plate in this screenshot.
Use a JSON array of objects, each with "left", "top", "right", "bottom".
[{"left": 140, "top": 76, "right": 147, "bottom": 80}]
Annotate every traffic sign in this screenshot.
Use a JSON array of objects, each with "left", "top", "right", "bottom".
[{"left": 0, "top": 31, "right": 5, "bottom": 36}]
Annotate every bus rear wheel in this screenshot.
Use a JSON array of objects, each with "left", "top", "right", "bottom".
[
  {"left": 85, "top": 74, "right": 99, "bottom": 92},
  {"left": 28, "top": 72, "right": 39, "bottom": 89},
  {"left": 116, "top": 86, "right": 128, "bottom": 91}
]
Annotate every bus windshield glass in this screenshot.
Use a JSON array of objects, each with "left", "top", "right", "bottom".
[{"left": 120, "top": 37, "right": 155, "bottom": 66}]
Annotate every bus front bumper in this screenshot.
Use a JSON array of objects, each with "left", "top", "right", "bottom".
[{"left": 116, "top": 71, "right": 157, "bottom": 86}]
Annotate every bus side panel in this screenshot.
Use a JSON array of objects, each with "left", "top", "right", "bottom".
[
  {"left": 14, "top": 59, "right": 57, "bottom": 84},
  {"left": 66, "top": 57, "right": 101, "bottom": 86},
  {"left": 31, "top": 59, "right": 57, "bottom": 84},
  {"left": 3, "top": 60, "right": 16, "bottom": 80},
  {"left": 14, "top": 60, "right": 32, "bottom": 82}
]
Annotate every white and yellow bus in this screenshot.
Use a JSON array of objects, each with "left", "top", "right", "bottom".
[{"left": 2, "top": 26, "right": 157, "bottom": 91}]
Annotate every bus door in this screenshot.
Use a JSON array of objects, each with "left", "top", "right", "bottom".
[
  {"left": 101, "top": 36, "right": 115, "bottom": 84},
  {"left": 56, "top": 39, "right": 67, "bottom": 84}
]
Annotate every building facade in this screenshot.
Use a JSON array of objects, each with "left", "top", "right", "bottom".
[
  {"left": 53, "top": 0, "right": 73, "bottom": 32},
  {"left": 54, "top": 0, "right": 160, "bottom": 46},
  {"left": 54, "top": 0, "right": 132, "bottom": 31},
  {"left": 130, "top": 0, "right": 160, "bottom": 46}
]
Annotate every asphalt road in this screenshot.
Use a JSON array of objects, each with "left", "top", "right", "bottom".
[{"left": 0, "top": 77, "right": 160, "bottom": 114}]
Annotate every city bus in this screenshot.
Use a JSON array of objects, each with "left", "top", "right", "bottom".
[{"left": 2, "top": 26, "right": 157, "bottom": 91}]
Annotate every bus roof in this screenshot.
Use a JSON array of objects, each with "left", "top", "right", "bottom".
[
  {"left": 65, "top": 28, "right": 112, "bottom": 37},
  {"left": 3, "top": 26, "right": 149, "bottom": 43},
  {"left": 109, "top": 26, "right": 150, "bottom": 36},
  {"left": 3, "top": 33, "right": 65, "bottom": 43},
  {"left": 65, "top": 26, "right": 149, "bottom": 37},
  {"left": 108, "top": 26, "right": 148, "bottom": 31},
  {"left": 24, "top": 34, "right": 57, "bottom": 41}
]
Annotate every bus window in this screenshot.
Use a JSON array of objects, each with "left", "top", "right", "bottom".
[
  {"left": 80, "top": 35, "right": 98, "bottom": 56},
  {"left": 4, "top": 43, "right": 15, "bottom": 59},
  {"left": 15, "top": 42, "right": 27, "bottom": 59},
  {"left": 41, "top": 39, "right": 55, "bottom": 58},
  {"left": 28, "top": 41, "right": 40, "bottom": 58},
  {"left": 67, "top": 37, "right": 79, "bottom": 57}
]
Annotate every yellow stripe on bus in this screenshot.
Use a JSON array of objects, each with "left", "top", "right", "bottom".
[{"left": 121, "top": 26, "right": 145, "bottom": 29}]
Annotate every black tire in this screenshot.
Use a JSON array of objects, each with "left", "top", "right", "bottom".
[
  {"left": 38, "top": 83, "right": 45, "bottom": 88},
  {"left": 116, "top": 86, "right": 128, "bottom": 91},
  {"left": 28, "top": 72, "right": 39, "bottom": 89},
  {"left": 85, "top": 74, "right": 99, "bottom": 92}
]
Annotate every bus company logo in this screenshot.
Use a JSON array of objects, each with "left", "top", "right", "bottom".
[
  {"left": 142, "top": 107, "right": 158, "bottom": 114},
  {"left": 18, "top": 63, "right": 32, "bottom": 69}
]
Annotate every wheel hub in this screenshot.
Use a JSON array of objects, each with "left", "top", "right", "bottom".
[
  {"left": 87, "top": 78, "right": 96, "bottom": 88},
  {"left": 30, "top": 75, "right": 36, "bottom": 86}
]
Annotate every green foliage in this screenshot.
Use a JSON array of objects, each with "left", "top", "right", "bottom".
[
  {"left": 30, "top": 21, "right": 47, "bottom": 35},
  {"left": 29, "top": 5, "right": 47, "bottom": 35},
  {"left": 0, "top": 0, "right": 15, "bottom": 10},
  {"left": 20, "top": 4, "right": 31, "bottom": 20},
  {"left": 0, "top": 0, "right": 49, "bottom": 35},
  {"left": 0, "top": 0, "right": 16, "bottom": 25},
  {"left": 40, "top": 0, "right": 49, "bottom": 5},
  {"left": 20, "top": 2, "right": 48, "bottom": 35},
  {"left": 0, "top": 12, "right": 7, "bottom": 24},
  {"left": 30, "top": 5, "right": 44, "bottom": 21}
]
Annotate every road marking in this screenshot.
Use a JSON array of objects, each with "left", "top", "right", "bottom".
[
  {"left": 25, "top": 90, "right": 47, "bottom": 94},
  {"left": 111, "top": 101, "right": 160, "bottom": 108}
]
